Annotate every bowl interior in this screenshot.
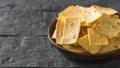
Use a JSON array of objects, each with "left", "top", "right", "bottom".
[{"left": 48, "top": 20, "right": 120, "bottom": 57}]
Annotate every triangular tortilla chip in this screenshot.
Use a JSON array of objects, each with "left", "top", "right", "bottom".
[
  {"left": 78, "top": 35, "right": 102, "bottom": 54},
  {"left": 52, "top": 21, "right": 58, "bottom": 39},
  {"left": 93, "top": 14, "right": 120, "bottom": 37},
  {"left": 92, "top": 5, "right": 118, "bottom": 15},
  {"left": 88, "top": 28, "right": 108, "bottom": 45},
  {"left": 52, "top": 29, "right": 56, "bottom": 39}
]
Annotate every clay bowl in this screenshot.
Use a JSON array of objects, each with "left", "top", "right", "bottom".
[{"left": 48, "top": 20, "right": 120, "bottom": 62}]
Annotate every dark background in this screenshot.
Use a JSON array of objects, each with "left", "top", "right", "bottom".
[{"left": 0, "top": 0, "right": 119, "bottom": 67}]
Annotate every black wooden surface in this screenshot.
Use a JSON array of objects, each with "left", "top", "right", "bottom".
[{"left": 0, "top": 0, "right": 119, "bottom": 67}]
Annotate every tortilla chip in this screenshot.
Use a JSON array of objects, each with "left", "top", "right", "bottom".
[
  {"left": 88, "top": 28, "right": 108, "bottom": 45},
  {"left": 92, "top": 5, "right": 118, "bottom": 15},
  {"left": 56, "top": 17, "right": 66, "bottom": 44},
  {"left": 80, "top": 6, "right": 102, "bottom": 26},
  {"left": 59, "top": 5, "right": 75, "bottom": 17},
  {"left": 78, "top": 35, "right": 102, "bottom": 54},
  {"left": 59, "top": 5, "right": 85, "bottom": 22},
  {"left": 99, "top": 38, "right": 120, "bottom": 54},
  {"left": 93, "top": 14, "right": 120, "bottom": 37},
  {"left": 62, "top": 17, "right": 81, "bottom": 44}
]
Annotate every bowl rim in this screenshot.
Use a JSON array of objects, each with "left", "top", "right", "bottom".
[{"left": 48, "top": 20, "right": 120, "bottom": 57}]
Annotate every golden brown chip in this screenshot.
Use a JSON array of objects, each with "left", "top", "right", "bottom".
[
  {"left": 80, "top": 6, "right": 102, "bottom": 26},
  {"left": 78, "top": 35, "right": 102, "bottom": 54},
  {"left": 93, "top": 14, "right": 120, "bottom": 37},
  {"left": 88, "top": 28, "right": 108, "bottom": 45},
  {"left": 55, "top": 5, "right": 120, "bottom": 55},
  {"left": 99, "top": 38, "right": 120, "bottom": 54},
  {"left": 62, "top": 17, "right": 81, "bottom": 44},
  {"left": 59, "top": 5, "right": 85, "bottom": 22},
  {"left": 56, "top": 17, "right": 65, "bottom": 44},
  {"left": 59, "top": 5, "right": 76, "bottom": 17}
]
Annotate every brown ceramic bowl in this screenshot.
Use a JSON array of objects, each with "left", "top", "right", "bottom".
[{"left": 48, "top": 20, "right": 120, "bottom": 62}]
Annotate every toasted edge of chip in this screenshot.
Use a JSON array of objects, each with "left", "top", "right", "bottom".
[
  {"left": 52, "top": 29, "right": 56, "bottom": 39},
  {"left": 112, "top": 15, "right": 119, "bottom": 18},
  {"left": 62, "top": 45, "right": 87, "bottom": 53},
  {"left": 52, "top": 21, "right": 58, "bottom": 39},
  {"left": 73, "top": 42, "right": 80, "bottom": 46},
  {"left": 59, "top": 5, "right": 75, "bottom": 16},
  {"left": 92, "top": 5, "right": 118, "bottom": 15}
]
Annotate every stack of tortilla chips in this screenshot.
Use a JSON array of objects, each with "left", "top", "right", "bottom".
[{"left": 52, "top": 5, "right": 120, "bottom": 55}]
